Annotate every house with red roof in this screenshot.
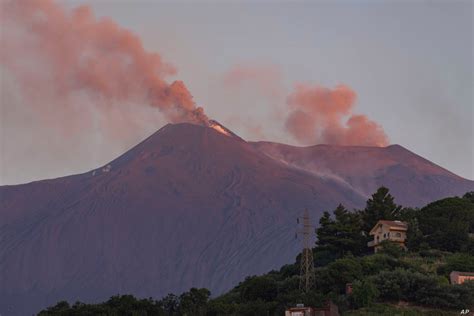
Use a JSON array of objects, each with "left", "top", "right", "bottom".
[{"left": 367, "top": 220, "right": 408, "bottom": 252}]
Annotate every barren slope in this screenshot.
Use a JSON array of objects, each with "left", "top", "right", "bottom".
[{"left": 252, "top": 142, "right": 474, "bottom": 206}]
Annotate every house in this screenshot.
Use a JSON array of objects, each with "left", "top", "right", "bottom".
[
  {"left": 367, "top": 220, "right": 408, "bottom": 252},
  {"left": 285, "top": 304, "right": 314, "bottom": 316},
  {"left": 285, "top": 302, "right": 339, "bottom": 316},
  {"left": 450, "top": 271, "right": 474, "bottom": 284},
  {"left": 314, "top": 301, "right": 339, "bottom": 316}
]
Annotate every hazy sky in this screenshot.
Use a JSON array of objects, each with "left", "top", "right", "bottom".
[{"left": 1, "top": 0, "right": 473, "bottom": 184}]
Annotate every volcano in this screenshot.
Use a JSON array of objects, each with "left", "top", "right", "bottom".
[{"left": 1, "top": 122, "right": 472, "bottom": 315}]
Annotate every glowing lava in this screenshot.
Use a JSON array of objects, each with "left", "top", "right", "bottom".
[{"left": 208, "top": 120, "right": 232, "bottom": 136}]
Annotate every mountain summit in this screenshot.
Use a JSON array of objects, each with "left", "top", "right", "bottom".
[
  {"left": 1, "top": 122, "right": 472, "bottom": 315},
  {"left": 208, "top": 119, "right": 242, "bottom": 139}
]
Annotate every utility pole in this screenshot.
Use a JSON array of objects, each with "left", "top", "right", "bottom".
[{"left": 297, "top": 208, "right": 315, "bottom": 292}]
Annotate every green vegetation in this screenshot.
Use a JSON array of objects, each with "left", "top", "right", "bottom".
[
  {"left": 38, "top": 288, "right": 211, "bottom": 316},
  {"left": 38, "top": 189, "right": 474, "bottom": 315},
  {"left": 344, "top": 303, "right": 460, "bottom": 316},
  {"left": 418, "top": 196, "right": 474, "bottom": 253}
]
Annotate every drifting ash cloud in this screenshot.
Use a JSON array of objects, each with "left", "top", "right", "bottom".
[
  {"left": 220, "top": 64, "right": 389, "bottom": 147},
  {"left": 0, "top": 0, "right": 208, "bottom": 125},
  {"left": 285, "top": 84, "right": 389, "bottom": 146}
]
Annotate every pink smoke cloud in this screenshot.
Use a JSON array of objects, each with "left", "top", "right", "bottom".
[
  {"left": 285, "top": 84, "right": 389, "bottom": 146},
  {"left": 0, "top": 0, "right": 208, "bottom": 126}
]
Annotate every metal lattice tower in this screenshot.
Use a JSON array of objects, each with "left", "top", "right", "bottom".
[{"left": 297, "top": 208, "right": 315, "bottom": 292}]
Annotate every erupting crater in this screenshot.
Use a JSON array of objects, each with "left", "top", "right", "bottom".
[{"left": 208, "top": 120, "right": 240, "bottom": 139}]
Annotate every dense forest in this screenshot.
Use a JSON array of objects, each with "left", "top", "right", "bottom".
[{"left": 39, "top": 188, "right": 474, "bottom": 315}]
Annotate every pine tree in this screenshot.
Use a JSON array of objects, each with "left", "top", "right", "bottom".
[
  {"left": 316, "top": 204, "right": 365, "bottom": 257},
  {"left": 360, "top": 187, "right": 402, "bottom": 233}
]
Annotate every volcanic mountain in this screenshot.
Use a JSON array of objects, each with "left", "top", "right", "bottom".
[{"left": 0, "top": 122, "right": 472, "bottom": 314}]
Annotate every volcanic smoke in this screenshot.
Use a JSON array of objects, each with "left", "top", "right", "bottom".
[
  {"left": 0, "top": 0, "right": 208, "bottom": 126},
  {"left": 1, "top": 0, "right": 388, "bottom": 146},
  {"left": 285, "top": 84, "right": 389, "bottom": 146}
]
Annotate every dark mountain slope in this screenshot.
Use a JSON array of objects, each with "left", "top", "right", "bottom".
[
  {"left": 251, "top": 142, "right": 474, "bottom": 207},
  {"left": 0, "top": 123, "right": 364, "bottom": 315}
]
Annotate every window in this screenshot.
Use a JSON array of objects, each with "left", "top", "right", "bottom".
[{"left": 395, "top": 232, "right": 401, "bottom": 237}]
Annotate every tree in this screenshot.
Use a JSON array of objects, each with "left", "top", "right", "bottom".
[
  {"left": 418, "top": 197, "right": 474, "bottom": 252},
  {"left": 377, "top": 240, "right": 405, "bottom": 258},
  {"left": 360, "top": 253, "right": 405, "bottom": 276},
  {"left": 159, "top": 293, "right": 179, "bottom": 315},
  {"left": 392, "top": 207, "right": 424, "bottom": 252},
  {"left": 300, "top": 291, "right": 326, "bottom": 308},
  {"left": 316, "top": 204, "right": 366, "bottom": 258},
  {"left": 316, "top": 256, "right": 363, "bottom": 294},
  {"left": 240, "top": 276, "right": 278, "bottom": 302},
  {"left": 397, "top": 207, "right": 418, "bottom": 222},
  {"left": 351, "top": 279, "right": 378, "bottom": 308},
  {"left": 463, "top": 191, "right": 474, "bottom": 204},
  {"left": 38, "top": 301, "right": 70, "bottom": 315},
  {"left": 370, "top": 269, "right": 474, "bottom": 309},
  {"left": 39, "top": 295, "right": 166, "bottom": 315},
  {"left": 314, "top": 211, "right": 340, "bottom": 265},
  {"left": 438, "top": 253, "right": 474, "bottom": 276},
  {"left": 360, "top": 187, "right": 402, "bottom": 233},
  {"left": 178, "top": 288, "right": 211, "bottom": 316},
  {"left": 236, "top": 299, "right": 278, "bottom": 316}
]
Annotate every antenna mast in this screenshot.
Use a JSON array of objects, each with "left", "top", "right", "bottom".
[{"left": 297, "top": 208, "right": 315, "bottom": 292}]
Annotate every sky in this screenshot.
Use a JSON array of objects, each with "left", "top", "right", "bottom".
[{"left": 0, "top": 0, "right": 473, "bottom": 184}]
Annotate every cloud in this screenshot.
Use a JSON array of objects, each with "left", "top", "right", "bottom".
[{"left": 284, "top": 83, "right": 389, "bottom": 146}]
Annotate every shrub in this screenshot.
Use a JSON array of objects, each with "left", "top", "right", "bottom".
[
  {"left": 236, "top": 299, "right": 278, "bottom": 316},
  {"left": 360, "top": 253, "right": 405, "bottom": 276},
  {"left": 438, "top": 253, "right": 474, "bottom": 276},
  {"left": 240, "top": 276, "right": 278, "bottom": 302},
  {"left": 370, "top": 268, "right": 474, "bottom": 309},
  {"left": 316, "top": 256, "right": 363, "bottom": 294},
  {"left": 377, "top": 240, "right": 406, "bottom": 258},
  {"left": 351, "top": 279, "right": 378, "bottom": 308}
]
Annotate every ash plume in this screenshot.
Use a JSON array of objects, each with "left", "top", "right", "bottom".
[
  {"left": 0, "top": 0, "right": 208, "bottom": 125},
  {"left": 285, "top": 84, "right": 388, "bottom": 146}
]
